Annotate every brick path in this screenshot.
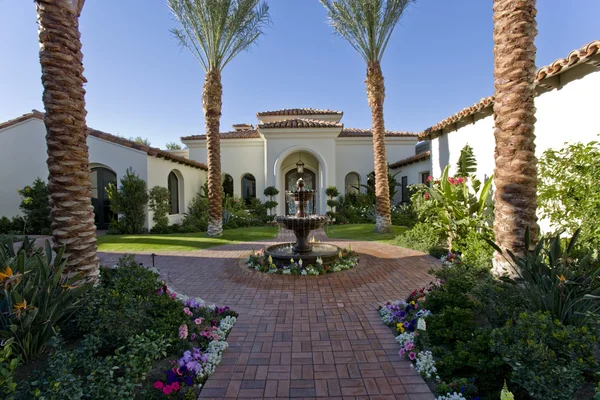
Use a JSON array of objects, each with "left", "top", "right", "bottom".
[{"left": 98, "top": 229, "right": 439, "bottom": 399}]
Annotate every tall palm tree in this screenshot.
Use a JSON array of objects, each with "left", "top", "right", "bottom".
[
  {"left": 36, "top": 0, "right": 99, "bottom": 282},
  {"left": 491, "top": 0, "right": 539, "bottom": 275},
  {"left": 321, "top": 0, "right": 414, "bottom": 234},
  {"left": 168, "top": 0, "right": 270, "bottom": 237}
]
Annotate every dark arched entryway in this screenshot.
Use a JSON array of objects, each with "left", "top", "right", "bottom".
[
  {"left": 285, "top": 168, "right": 316, "bottom": 215},
  {"left": 90, "top": 167, "right": 117, "bottom": 230}
]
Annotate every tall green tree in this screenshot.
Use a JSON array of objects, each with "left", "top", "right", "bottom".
[
  {"left": 168, "top": 0, "right": 270, "bottom": 237},
  {"left": 320, "top": 0, "right": 415, "bottom": 233}
]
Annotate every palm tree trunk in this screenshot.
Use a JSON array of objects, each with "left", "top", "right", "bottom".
[
  {"left": 366, "top": 61, "right": 392, "bottom": 234},
  {"left": 36, "top": 0, "right": 99, "bottom": 282},
  {"left": 203, "top": 69, "right": 223, "bottom": 237},
  {"left": 492, "top": 0, "right": 539, "bottom": 275}
]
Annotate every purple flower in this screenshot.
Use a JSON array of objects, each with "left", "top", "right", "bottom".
[
  {"left": 184, "top": 376, "right": 193, "bottom": 386},
  {"left": 165, "top": 370, "right": 177, "bottom": 384}
]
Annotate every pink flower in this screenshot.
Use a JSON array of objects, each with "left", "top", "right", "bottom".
[
  {"left": 183, "top": 307, "right": 193, "bottom": 316},
  {"left": 408, "top": 351, "right": 417, "bottom": 360},
  {"left": 163, "top": 385, "right": 173, "bottom": 395},
  {"left": 423, "top": 193, "right": 430, "bottom": 200},
  {"left": 457, "top": 177, "right": 465, "bottom": 184},
  {"left": 195, "top": 318, "right": 204, "bottom": 325},
  {"left": 405, "top": 342, "right": 415, "bottom": 351},
  {"left": 212, "top": 333, "right": 219, "bottom": 340},
  {"left": 190, "top": 333, "right": 197, "bottom": 340},
  {"left": 171, "top": 382, "right": 181, "bottom": 391},
  {"left": 179, "top": 324, "right": 188, "bottom": 340},
  {"left": 427, "top": 175, "right": 433, "bottom": 182},
  {"left": 399, "top": 348, "right": 406, "bottom": 357},
  {"left": 154, "top": 381, "right": 164, "bottom": 390}
]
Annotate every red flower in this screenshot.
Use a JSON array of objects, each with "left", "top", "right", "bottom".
[
  {"left": 154, "top": 381, "right": 164, "bottom": 390},
  {"left": 163, "top": 385, "right": 173, "bottom": 395},
  {"left": 423, "top": 193, "right": 430, "bottom": 200},
  {"left": 426, "top": 175, "right": 433, "bottom": 182},
  {"left": 171, "top": 382, "right": 181, "bottom": 391}
]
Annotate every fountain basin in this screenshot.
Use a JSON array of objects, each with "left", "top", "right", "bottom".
[
  {"left": 275, "top": 215, "right": 329, "bottom": 253},
  {"left": 265, "top": 242, "right": 341, "bottom": 267}
]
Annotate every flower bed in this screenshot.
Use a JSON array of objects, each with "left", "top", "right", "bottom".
[{"left": 246, "top": 246, "right": 359, "bottom": 275}]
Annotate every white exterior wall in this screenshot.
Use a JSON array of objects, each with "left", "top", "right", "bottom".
[
  {"left": 336, "top": 137, "right": 417, "bottom": 202},
  {"left": 88, "top": 136, "right": 148, "bottom": 185},
  {"left": 146, "top": 156, "right": 206, "bottom": 227},
  {"left": 0, "top": 118, "right": 49, "bottom": 218},
  {"left": 391, "top": 159, "right": 431, "bottom": 204},
  {"left": 431, "top": 68, "right": 600, "bottom": 181}
]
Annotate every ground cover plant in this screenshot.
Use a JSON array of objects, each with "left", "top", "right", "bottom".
[
  {"left": 247, "top": 246, "right": 359, "bottom": 275},
  {"left": 381, "top": 232, "right": 600, "bottom": 400},
  {"left": 0, "top": 243, "right": 237, "bottom": 399},
  {"left": 97, "top": 226, "right": 278, "bottom": 252}
]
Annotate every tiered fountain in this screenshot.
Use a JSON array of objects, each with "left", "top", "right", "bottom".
[{"left": 266, "top": 178, "right": 341, "bottom": 266}]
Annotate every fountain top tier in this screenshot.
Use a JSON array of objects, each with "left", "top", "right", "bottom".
[{"left": 285, "top": 177, "right": 316, "bottom": 218}]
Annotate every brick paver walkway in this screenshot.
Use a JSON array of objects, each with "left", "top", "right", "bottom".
[{"left": 98, "top": 229, "right": 439, "bottom": 399}]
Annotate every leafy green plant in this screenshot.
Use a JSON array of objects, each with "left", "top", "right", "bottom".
[
  {"left": 106, "top": 168, "right": 149, "bottom": 234},
  {"left": 489, "top": 229, "right": 600, "bottom": 327},
  {"left": 538, "top": 140, "right": 600, "bottom": 252},
  {"left": 0, "top": 338, "right": 20, "bottom": 399},
  {"left": 149, "top": 186, "right": 171, "bottom": 233},
  {"left": 456, "top": 229, "right": 494, "bottom": 270},
  {"left": 17, "top": 178, "right": 51, "bottom": 235},
  {"left": 455, "top": 144, "right": 477, "bottom": 177},
  {"left": 0, "top": 217, "right": 12, "bottom": 235},
  {"left": 491, "top": 311, "right": 597, "bottom": 400},
  {"left": 394, "top": 223, "right": 445, "bottom": 253},
  {"left": 0, "top": 241, "right": 89, "bottom": 361},
  {"left": 182, "top": 191, "right": 209, "bottom": 232},
  {"left": 263, "top": 186, "right": 279, "bottom": 217},
  {"left": 326, "top": 186, "right": 340, "bottom": 214},
  {"left": 359, "top": 166, "right": 400, "bottom": 203},
  {"left": 165, "top": 142, "right": 182, "bottom": 150}
]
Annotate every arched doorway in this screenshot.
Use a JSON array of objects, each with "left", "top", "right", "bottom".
[
  {"left": 241, "top": 173, "right": 256, "bottom": 205},
  {"left": 285, "top": 168, "right": 316, "bottom": 215},
  {"left": 90, "top": 167, "right": 117, "bottom": 230}
]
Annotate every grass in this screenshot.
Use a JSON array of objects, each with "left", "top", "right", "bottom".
[
  {"left": 325, "top": 223, "right": 408, "bottom": 242},
  {"left": 97, "top": 226, "right": 279, "bottom": 252}
]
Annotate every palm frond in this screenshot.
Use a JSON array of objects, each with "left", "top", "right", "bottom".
[
  {"left": 167, "top": 0, "right": 271, "bottom": 72},
  {"left": 320, "top": 0, "right": 414, "bottom": 63}
]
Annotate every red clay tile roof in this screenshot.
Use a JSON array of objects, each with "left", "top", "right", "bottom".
[
  {"left": 258, "top": 118, "right": 343, "bottom": 129},
  {"left": 257, "top": 108, "right": 343, "bottom": 117},
  {"left": 419, "top": 39, "right": 600, "bottom": 140},
  {"left": 0, "top": 109, "right": 44, "bottom": 131},
  {"left": 0, "top": 110, "right": 207, "bottom": 170},
  {"left": 181, "top": 130, "right": 261, "bottom": 140},
  {"left": 389, "top": 151, "right": 431, "bottom": 169},
  {"left": 339, "top": 128, "right": 418, "bottom": 138}
]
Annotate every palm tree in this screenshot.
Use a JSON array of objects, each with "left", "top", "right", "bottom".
[
  {"left": 35, "top": 0, "right": 99, "bottom": 282},
  {"left": 168, "top": 0, "right": 270, "bottom": 237},
  {"left": 491, "top": 0, "right": 539, "bottom": 275},
  {"left": 321, "top": 0, "right": 414, "bottom": 234}
]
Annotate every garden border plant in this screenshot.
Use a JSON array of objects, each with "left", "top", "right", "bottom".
[{"left": 246, "top": 246, "right": 359, "bottom": 275}]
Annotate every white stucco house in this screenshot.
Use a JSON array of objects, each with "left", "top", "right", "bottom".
[
  {"left": 388, "top": 39, "right": 600, "bottom": 195},
  {"left": 1, "top": 39, "right": 597, "bottom": 231}
]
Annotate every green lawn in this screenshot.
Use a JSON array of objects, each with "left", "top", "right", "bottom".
[
  {"left": 96, "top": 226, "right": 279, "bottom": 252},
  {"left": 325, "top": 224, "right": 407, "bottom": 242}
]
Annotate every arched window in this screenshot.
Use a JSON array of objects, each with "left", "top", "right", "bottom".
[
  {"left": 90, "top": 166, "right": 117, "bottom": 230},
  {"left": 345, "top": 172, "right": 360, "bottom": 195},
  {"left": 223, "top": 174, "right": 234, "bottom": 197},
  {"left": 241, "top": 174, "right": 256, "bottom": 204},
  {"left": 168, "top": 171, "right": 179, "bottom": 214}
]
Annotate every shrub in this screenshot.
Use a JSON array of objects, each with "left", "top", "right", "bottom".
[
  {"left": 106, "top": 168, "right": 148, "bottom": 234},
  {"left": 246, "top": 197, "right": 268, "bottom": 224},
  {"left": 263, "top": 186, "right": 279, "bottom": 217},
  {"left": 455, "top": 229, "right": 494, "bottom": 271},
  {"left": 182, "top": 191, "right": 208, "bottom": 232},
  {"left": 0, "top": 339, "right": 20, "bottom": 400},
  {"left": 491, "top": 230, "right": 600, "bottom": 327},
  {"left": 0, "top": 242, "right": 90, "bottom": 361},
  {"left": 394, "top": 223, "right": 445, "bottom": 253},
  {"left": 391, "top": 203, "right": 417, "bottom": 228},
  {"left": 17, "top": 178, "right": 51, "bottom": 235},
  {"left": 149, "top": 186, "right": 171, "bottom": 233},
  {"left": 0, "top": 217, "right": 12, "bottom": 234},
  {"left": 10, "top": 217, "right": 25, "bottom": 234},
  {"left": 491, "top": 311, "right": 597, "bottom": 400},
  {"left": 538, "top": 140, "right": 600, "bottom": 252}
]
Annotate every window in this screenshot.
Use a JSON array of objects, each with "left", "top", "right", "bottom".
[
  {"left": 344, "top": 172, "right": 360, "bottom": 195},
  {"left": 168, "top": 171, "right": 179, "bottom": 214},
  {"left": 401, "top": 176, "right": 409, "bottom": 203},
  {"left": 241, "top": 174, "right": 256, "bottom": 204},
  {"left": 223, "top": 174, "right": 234, "bottom": 197},
  {"left": 420, "top": 171, "right": 431, "bottom": 185}
]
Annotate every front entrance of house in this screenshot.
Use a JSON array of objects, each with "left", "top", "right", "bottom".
[
  {"left": 91, "top": 167, "right": 116, "bottom": 230},
  {"left": 285, "top": 168, "right": 316, "bottom": 215}
]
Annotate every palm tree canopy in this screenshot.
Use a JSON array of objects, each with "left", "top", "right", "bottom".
[
  {"left": 320, "top": 0, "right": 414, "bottom": 63},
  {"left": 168, "top": 0, "right": 270, "bottom": 72}
]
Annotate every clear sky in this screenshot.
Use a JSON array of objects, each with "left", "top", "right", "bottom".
[{"left": 1, "top": 0, "right": 598, "bottom": 148}]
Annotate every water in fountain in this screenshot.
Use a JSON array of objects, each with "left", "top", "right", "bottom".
[{"left": 266, "top": 178, "right": 341, "bottom": 266}]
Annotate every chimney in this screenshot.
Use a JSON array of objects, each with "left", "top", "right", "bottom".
[{"left": 232, "top": 123, "right": 254, "bottom": 131}]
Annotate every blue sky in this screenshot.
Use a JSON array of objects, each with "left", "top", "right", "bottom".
[{"left": 1, "top": 0, "right": 598, "bottom": 148}]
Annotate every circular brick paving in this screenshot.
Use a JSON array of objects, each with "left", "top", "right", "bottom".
[{"left": 97, "top": 231, "right": 439, "bottom": 399}]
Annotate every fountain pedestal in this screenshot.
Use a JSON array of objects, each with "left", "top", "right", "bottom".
[{"left": 265, "top": 179, "right": 341, "bottom": 266}]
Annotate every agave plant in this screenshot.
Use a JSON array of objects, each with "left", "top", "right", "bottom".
[
  {"left": 489, "top": 229, "right": 600, "bottom": 327},
  {"left": 0, "top": 240, "right": 89, "bottom": 361}
]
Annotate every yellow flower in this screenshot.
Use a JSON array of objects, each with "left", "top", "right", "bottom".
[
  {"left": 13, "top": 299, "right": 27, "bottom": 311},
  {"left": 396, "top": 323, "right": 405, "bottom": 333},
  {"left": 558, "top": 274, "right": 567, "bottom": 283},
  {"left": 0, "top": 266, "right": 13, "bottom": 281}
]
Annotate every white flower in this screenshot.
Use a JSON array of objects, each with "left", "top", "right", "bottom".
[
  {"left": 414, "top": 351, "right": 437, "bottom": 379},
  {"left": 417, "top": 318, "right": 426, "bottom": 331},
  {"left": 437, "top": 393, "right": 466, "bottom": 400},
  {"left": 316, "top": 257, "right": 323, "bottom": 265},
  {"left": 300, "top": 270, "right": 307, "bottom": 276},
  {"left": 395, "top": 332, "right": 416, "bottom": 348},
  {"left": 299, "top": 259, "right": 303, "bottom": 267},
  {"left": 282, "top": 269, "right": 291, "bottom": 275},
  {"left": 219, "top": 316, "right": 237, "bottom": 333},
  {"left": 290, "top": 258, "right": 294, "bottom": 264},
  {"left": 268, "top": 268, "right": 277, "bottom": 274}
]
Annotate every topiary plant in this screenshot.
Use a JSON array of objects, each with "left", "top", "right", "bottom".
[
  {"left": 148, "top": 186, "right": 171, "bottom": 233},
  {"left": 263, "top": 186, "right": 279, "bottom": 216}
]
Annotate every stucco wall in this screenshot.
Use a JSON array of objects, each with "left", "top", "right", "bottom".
[
  {"left": 430, "top": 68, "right": 600, "bottom": 181},
  {"left": 391, "top": 159, "right": 431, "bottom": 204},
  {"left": 0, "top": 118, "right": 49, "bottom": 218},
  {"left": 146, "top": 156, "right": 206, "bottom": 227}
]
